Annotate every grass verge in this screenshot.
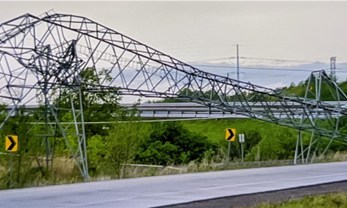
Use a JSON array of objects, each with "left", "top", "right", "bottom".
[{"left": 257, "top": 192, "right": 347, "bottom": 208}]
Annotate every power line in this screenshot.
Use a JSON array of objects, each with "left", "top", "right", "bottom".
[
  {"left": 241, "top": 56, "right": 315, "bottom": 63},
  {"left": 190, "top": 56, "right": 321, "bottom": 64},
  {"left": 193, "top": 64, "right": 320, "bottom": 72},
  {"left": 189, "top": 56, "right": 236, "bottom": 63}
]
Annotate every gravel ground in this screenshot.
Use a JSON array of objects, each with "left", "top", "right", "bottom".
[{"left": 158, "top": 180, "right": 347, "bottom": 208}]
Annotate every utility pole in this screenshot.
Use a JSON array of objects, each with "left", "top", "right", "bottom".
[
  {"left": 236, "top": 44, "right": 240, "bottom": 81},
  {"left": 330, "top": 57, "right": 336, "bottom": 81},
  {"left": 232, "top": 44, "right": 240, "bottom": 109}
]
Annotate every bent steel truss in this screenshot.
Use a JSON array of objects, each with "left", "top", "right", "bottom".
[{"left": 1, "top": 12, "right": 347, "bottom": 179}]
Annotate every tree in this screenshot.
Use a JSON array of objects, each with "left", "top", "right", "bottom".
[
  {"left": 135, "top": 122, "right": 217, "bottom": 165},
  {"left": 55, "top": 67, "right": 131, "bottom": 136},
  {"left": 87, "top": 122, "right": 149, "bottom": 179}
]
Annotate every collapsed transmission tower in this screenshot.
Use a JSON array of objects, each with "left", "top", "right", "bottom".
[{"left": 1, "top": 12, "right": 347, "bottom": 180}]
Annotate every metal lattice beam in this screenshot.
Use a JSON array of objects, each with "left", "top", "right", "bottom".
[{"left": 1, "top": 12, "right": 347, "bottom": 179}]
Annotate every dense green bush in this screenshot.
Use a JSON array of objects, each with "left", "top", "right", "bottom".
[{"left": 135, "top": 122, "right": 217, "bottom": 165}]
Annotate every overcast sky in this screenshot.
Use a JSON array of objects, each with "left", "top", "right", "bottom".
[
  {"left": 1, "top": 1, "right": 347, "bottom": 94},
  {"left": 1, "top": 1, "right": 347, "bottom": 63}
]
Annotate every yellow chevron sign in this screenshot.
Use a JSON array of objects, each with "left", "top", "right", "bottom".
[
  {"left": 5, "top": 135, "right": 18, "bottom": 152},
  {"left": 225, "top": 128, "right": 236, "bottom": 142}
]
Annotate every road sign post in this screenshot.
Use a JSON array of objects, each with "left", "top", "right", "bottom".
[
  {"left": 225, "top": 128, "right": 236, "bottom": 162},
  {"left": 8, "top": 153, "right": 13, "bottom": 188},
  {"left": 227, "top": 142, "right": 231, "bottom": 162},
  {"left": 238, "top": 134, "right": 245, "bottom": 163},
  {"left": 5, "top": 135, "right": 18, "bottom": 188}
]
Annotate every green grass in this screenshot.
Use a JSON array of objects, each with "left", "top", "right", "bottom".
[
  {"left": 257, "top": 193, "right": 347, "bottom": 208},
  {"left": 180, "top": 118, "right": 298, "bottom": 145},
  {"left": 181, "top": 118, "right": 272, "bottom": 141}
]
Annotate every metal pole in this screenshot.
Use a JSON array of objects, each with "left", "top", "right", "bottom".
[
  {"left": 239, "top": 134, "right": 245, "bottom": 163},
  {"left": 294, "top": 131, "right": 300, "bottom": 165},
  {"left": 241, "top": 142, "right": 244, "bottom": 163},
  {"left": 78, "top": 87, "right": 89, "bottom": 180},
  {"left": 234, "top": 44, "right": 240, "bottom": 110},
  {"left": 227, "top": 141, "right": 231, "bottom": 162},
  {"left": 44, "top": 66, "right": 50, "bottom": 171},
  {"left": 236, "top": 44, "right": 240, "bottom": 81},
  {"left": 9, "top": 154, "right": 13, "bottom": 188},
  {"left": 300, "top": 132, "right": 304, "bottom": 163}
]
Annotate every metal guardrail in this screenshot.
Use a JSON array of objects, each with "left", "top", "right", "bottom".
[
  {"left": 132, "top": 101, "right": 347, "bottom": 118},
  {"left": 5, "top": 101, "right": 347, "bottom": 119}
]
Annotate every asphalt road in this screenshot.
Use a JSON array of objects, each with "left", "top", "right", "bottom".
[{"left": 1, "top": 161, "right": 347, "bottom": 208}]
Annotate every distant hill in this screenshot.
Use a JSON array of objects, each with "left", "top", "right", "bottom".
[
  {"left": 189, "top": 61, "right": 347, "bottom": 89},
  {"left": 154, "top": 63, "right": 347, "bottom": 103}
]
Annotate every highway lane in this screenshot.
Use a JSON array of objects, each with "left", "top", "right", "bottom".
[{"left": 1, "top": 161, "right": 347, "bottom": 208}]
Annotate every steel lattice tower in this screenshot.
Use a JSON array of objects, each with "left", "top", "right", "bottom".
[{"left": 1, "top": 12, "right": 347, "bottom": 179}]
